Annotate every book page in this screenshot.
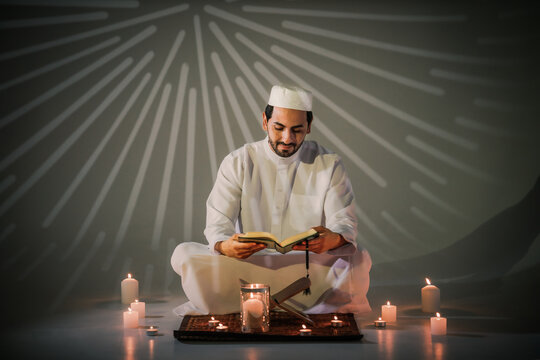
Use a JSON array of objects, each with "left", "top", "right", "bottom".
[{"left": 279, "top": 228, "right": 318, "bottom": 247}]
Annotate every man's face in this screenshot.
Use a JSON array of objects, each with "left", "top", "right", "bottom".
[{"left": 263, "top": 106, "right": 311, "bottom": 157}]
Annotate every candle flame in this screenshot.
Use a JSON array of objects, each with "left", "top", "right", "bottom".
[
  {"left": 250, "top": 284, "right": 254, "bottom": 289},
  {"left": 219, "top": 323, "right": 223, "bottom": 327},
  {"left": 128, "top": 307, "right": 132, "bottom": 312},
  {"left": 211, "top": 317, "right": 215, "bottom": 320},
  {"left": 250, "top": 292, "right": 254, "bottom": 298},
  {"left": 128, "top": 273, "right": 132, "bottom": 279},
  {"left": 436, "top": 312, "right": 441, "bottom": 318},
  {"left": 426, "top": 278, "right": 431, "bottom": 285},
  {"left": 334, "top": 316, "right": 338, "bottom": 320},
  {"left": 387, "top": 300, "right": 390, "bottom": 306},
  {"left": 378, "top": 317, "right": 382, "bottom": 321},
  {"left": 135, "top": 299, "right": 139, "bottom": 303},
  {"left": 150, "top": 326, "right": 153, "bottom": 329},
  {"left": 302, "top": 325, "right": 307, "bottom": 329}
]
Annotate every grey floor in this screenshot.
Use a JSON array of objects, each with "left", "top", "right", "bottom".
[{"left": 4, "top": 295, "right": 539, "bottom": 360}]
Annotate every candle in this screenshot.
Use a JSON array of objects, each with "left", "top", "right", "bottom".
[
  {"left": 331, "top": 315, "right": 343, "bottom": 328},
  {"left": 146, "top": 326, "right": 158, "bottom": 336},
  {"left": 216, "top": 323, "right": 228, "bottom": 332},
  {"left": 121, "top": 273, "right": 139, "bottom": 305},
  {"left": 242, "top": 293, "right": 264, "bottom": 330},
  {"left": 382, "top": 301, "right": 397, "bottom": 322},
  {"left": 422, "top": 278, "right": 440, "bottom": 313},
  {"left": 299, "top": 324, "right": 312, "bottom": 336},
  {"left": 123, "top": 307, "right": 139, "bottom": 328},
  {"left": 130, "top": 299, "right": 145, "bottom": 319},
  {"left": 374, "top": 317, "right": 386, "bottom": 328},
  {"left": 430, "top": 312, "right": 447, "bottom": 335},
  {"left": 208, "top": 316, "right": 220, "bottom": 327}
]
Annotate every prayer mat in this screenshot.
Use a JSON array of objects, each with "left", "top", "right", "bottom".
[{"left": 174, "top": 312, "right": 362, "bottom": 342}]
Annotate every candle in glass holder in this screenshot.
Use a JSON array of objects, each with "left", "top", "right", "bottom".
[
  {"left": 382, "top": 301, "right": 397, "bottom": 323},
  {"left": 130, "top": 299, "right": 145, "bottom": 319},
  {"left": 422, "top": 278, "right": 440, "bottom": 313},
  {"left": 430, "top": 312, "right": 447, "bottom": 335},
  {"left": 146, "top": 326, "right": 158, "bottom": 336},
  {"left": 123, "top": 307, "right": 139, "bottom": 328},
  {"left": 216, "top": 323, "right": 228, "bottom": 332},
  {"left": 121, "top": 273, "right": 139, "bottom": 305},
  {"left": 299, "top": 324, "right": 312, "bottom": 336},
  {"left": 331, "top": 316, "right": 343, "bottom": 327},
  {"left": 208, "top": 316, "right": 220, "bottom": 327},
  {"left": 374, "top": 317, "right": 386, "bottom": 328}
]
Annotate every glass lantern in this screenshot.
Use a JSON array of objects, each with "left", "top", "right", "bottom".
[{"left": 240, "top": 283, "right": 270, "bottom": 333}]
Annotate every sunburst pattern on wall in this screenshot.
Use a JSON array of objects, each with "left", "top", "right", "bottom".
[{"left": 0, "top": 0, "right": 538, "bottom": 314}]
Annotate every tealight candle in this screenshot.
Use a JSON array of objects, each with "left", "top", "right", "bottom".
[
  {"left": 208, "top": 316, "right": 220, "bottom": 327},
  {"left": 422, "top": 278, "right": 440, "bottom": 313},
  {"left": 374, "top": 317, "right": 386, "bottom": 328},
  {"left": 123, "top": 307, "right": 139, "bottom": 328},
  {"left": 130, "top": 299, "right": 145, "bottom": 319},
  {"left": 121, "top": 273, "right": 139, "bottom": 305},
  {"left": 382, "top": 301, "right": 397, "bottom": 323},
  {"left": 331, "top": 316, "right": 343, "bottom": 328},
  {"left": 299, "top": 324, "right": 312, "bottom": 336},
  {"left": 430, "top": 312, "right": 447, "bottom": 335},
  {"left": 216, "top": 323, "right": 228, "bottom": 332},
  {"left": 146, "top": 326, "right": 158, "bottom": 336}
]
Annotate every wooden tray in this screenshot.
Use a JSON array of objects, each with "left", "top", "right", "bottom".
[{"left": 174, "top": 312, "right": 363, "bottom": 342}]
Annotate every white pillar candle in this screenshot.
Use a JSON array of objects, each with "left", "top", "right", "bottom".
[
  {"left": 123, "top": 308, "right": 139, "bottom": 328},
  {"left": 422, "top": 278, "right": 440, "bottom": 313},
  {"left": 130, "top": 299, "right": 145, "bottom": 319},
  {"left": 430, "top": 312, "right": 447, "bottom": 335},
  {"left": 242, "top": 293, "right": 264, "bottom": 331},
  {"left": 121, "top": 273, "right": 139, "bottom": 305},
  {"left": 381, "top": 301, "right": 397, "bottom": 323}
]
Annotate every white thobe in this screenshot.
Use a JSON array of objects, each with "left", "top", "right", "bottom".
[{"left": 171, "top": 138, "right": 372, "bottom": 315}]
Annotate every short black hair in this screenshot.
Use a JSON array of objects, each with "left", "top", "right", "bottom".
[{"left": 264, "top": 105, "right": 313, "bottom": 126}]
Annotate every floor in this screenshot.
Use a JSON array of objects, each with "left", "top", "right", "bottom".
[{"left": 3, "top": 295, "right": 539, "bottom": 360}]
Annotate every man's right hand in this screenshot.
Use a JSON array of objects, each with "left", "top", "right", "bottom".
[{"left": 215, "top": 234, "right": 266, "bottom": 259}]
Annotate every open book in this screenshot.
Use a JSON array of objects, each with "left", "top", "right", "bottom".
[{"left": 237, "top": 228, "right": 319, "bottom": 254}]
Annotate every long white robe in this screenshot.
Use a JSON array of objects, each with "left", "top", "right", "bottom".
[{"left": 171, "top": 138, "right": 372, "bottom": 315}]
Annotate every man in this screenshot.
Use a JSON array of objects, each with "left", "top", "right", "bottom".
[{"left": 171, "top": 85, "right": 371, "bottom": 316}]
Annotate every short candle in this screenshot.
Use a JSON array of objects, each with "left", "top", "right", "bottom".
[
  {"left": 381, "top": 301, "right": 397, "bottom": 323},
  {"left": 374, "top": 317, "right": 386, "bottom": 328},
  {"left": 422, "top": 278, "right": 440, "bottom": 313},
  {"left": 208, "top": 316, "right": 220, "bottom": 327},
  {"left": 331, "top": 316, "right": 343, "bottom": 328},
  {"left": 121, "top": 273, "right": 139, "bottom": 305},
  {"left": 216, "top": 323, "right": 228, "bottom": 332},
  {"left": 123, "top": 307, "right": 139, "bottom": 328},
  {"left": 299, "top": 324, "right": 312, "bottom": 336},
  {"left": 430, "top": 312, "right": 447, "bottom": 336},
  {"left": 146, "top": 326, "right": 158, "bottom": 336},
  {"left": 130, "top": 299, "right": 145, "bottom": 319}
]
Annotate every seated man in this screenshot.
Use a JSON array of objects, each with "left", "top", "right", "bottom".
[{"left": 171, "top": 85, "right": 371, "bottom": 315}]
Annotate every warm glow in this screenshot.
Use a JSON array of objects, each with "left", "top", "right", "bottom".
[
  {"left": 219, "top": 323, "right": 223, "bottom": 327},
  {"left": 387, "top": 301, "right": 390, "bottom": 306},
  {"left": 334, "top": 316, "right": 338, "bottom": 320},
  {"left": 426, "top": 278, "right": 431, "bottom": 285},
  {"left": 211, "top": 316, "right": 215, "bottom": 320},
  {"left": 378, "top": 317, "right": 382, "bottom": 321},
  {"left": 128, "top": 307, "right": 132, "bottom": 312},
  {"left": 302, "top": 324, "right": 307, "bottom": 329},
  {"left": 128, "top": 273, "right": 132, "bottom": 279},
  {"left": 436, "top": 312, "right": 441, "bottom": 318},
  {"left": 250, "top": 284, "right": 254, "bottom": 289},
  {"left": 135, "top": 299, "right": 139, "bottom": 303},
  {"left": 250, "top": 292, "right": 254, "bottom": 299},
  {"left": 150, "top": 326, "right": 154, "bottom": 329}
]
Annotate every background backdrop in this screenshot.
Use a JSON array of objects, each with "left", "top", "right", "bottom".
[{"left": 1, "top": 0, "right": 538, "bottom": 321}]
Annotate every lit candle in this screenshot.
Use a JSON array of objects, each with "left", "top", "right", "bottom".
[
  {"left": 130, "top": 299, "right": 145, "bottom": 319},
  {"left": 430, "top": 312, "right": 447, "bottom": 335},
  {"left": 331, "top": 315, "right": 343, "bottom": 328},
  {"left": 242, "top": 292, "right": 264, "bottom": 331},
  {"left": 299, "top": 324, "right": 312, "bottom": 336},
  {"left": 123, "top": 307, "right": 139, "bottom": 328},
  {"left": 208, "top": 316, "right": 220, "bottom": 327},
  {"left": 121, "top": 273, "right": 139, "bottom": 305},
  {"left": 382, "top": 301, "right": 397, "bottom": 323},
  {"left": 422, "top": 278, "right": 440, "bottom": 313},
  {"left": 374, "top": 317, "right": 386, "bottom": 328},
  {"left": 146, "top": 326, "right": 158, "bottom": 336},
  {"left": 216, "top": 323, "right": 228, "bottom": 332}
]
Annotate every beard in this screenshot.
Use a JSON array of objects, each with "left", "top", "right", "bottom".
[{"left": 268, "top": 137, "right": 301, "bottom": 157}]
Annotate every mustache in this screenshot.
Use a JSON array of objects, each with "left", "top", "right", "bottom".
[{"left": 277, "top": 142, "right": 296, "bottom": 146}]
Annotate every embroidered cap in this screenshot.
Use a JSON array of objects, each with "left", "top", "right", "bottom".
[{"left": 268, "top": 85, "right": 312, "bottom": 111}]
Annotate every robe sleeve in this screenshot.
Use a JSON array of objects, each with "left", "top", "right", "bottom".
[
  {"left": 203, "top": 153, "right": 243, "bottom": 255},
  {"left": 324, "top": 158, "right": 358, "bottom": 256}
]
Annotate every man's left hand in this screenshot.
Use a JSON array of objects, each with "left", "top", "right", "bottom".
[{"left": 292, "top": 226, "right": 347, "bottom": 254}]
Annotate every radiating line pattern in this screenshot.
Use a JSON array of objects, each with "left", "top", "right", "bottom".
[{"left": 0, "top": 1, "right": 536, "bottom": 316}]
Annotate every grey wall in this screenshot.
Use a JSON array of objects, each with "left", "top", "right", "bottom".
[{"left": 1, "top": 0, "right": 538, "bottom": 319}]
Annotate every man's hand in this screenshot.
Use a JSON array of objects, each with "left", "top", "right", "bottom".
[
  {"left": 215, "top": 234, "right": 266, "bottom": 259},
  {"left": 292, "top": 226, "right": 347, "bottom": 254}
]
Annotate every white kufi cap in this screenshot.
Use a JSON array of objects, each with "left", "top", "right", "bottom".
[{"left": 268, "top": 85, "right": 312, "bottom": 111}]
